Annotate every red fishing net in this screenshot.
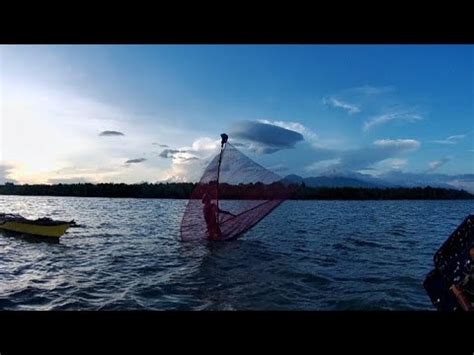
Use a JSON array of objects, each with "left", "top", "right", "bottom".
[{"left": 180, "top": 134, "right": 296, "bottom": 241}]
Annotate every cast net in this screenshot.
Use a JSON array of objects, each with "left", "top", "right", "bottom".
[{"left": 180, "top": 134, "right": 297, "bottom": 241}]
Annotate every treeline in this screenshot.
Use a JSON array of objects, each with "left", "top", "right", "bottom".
[
  {"left": 0, "top": 182, "right": 473, "bottom": 200},
  {"left": 293, "top": 186, "right": 474, "bottom": 200},
  {"left": 0, "top": 182, "right": 195, "bottom": 199}
]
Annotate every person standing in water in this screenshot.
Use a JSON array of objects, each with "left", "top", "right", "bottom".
[{"left": 202, "top": 193, "right": 234, "bottom": 240}]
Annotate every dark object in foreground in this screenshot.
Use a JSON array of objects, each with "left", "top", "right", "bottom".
[
  {"left": 0, "top": 213, "right": 74, "bottom": 239},
  {"left": 424, "top": 214, "right": 474, "bottom": 311}
]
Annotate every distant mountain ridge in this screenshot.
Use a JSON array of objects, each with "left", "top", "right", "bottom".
[
  {"left": 282, "top": 173, "right": 474, "bottom": 192},
  {"left": 282, "top": 174, "right": 384, "bottom": 188}
]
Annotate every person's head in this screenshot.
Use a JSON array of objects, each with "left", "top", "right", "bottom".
[{"left": 469, "top": 246, "right": 474, "bottom": 260}]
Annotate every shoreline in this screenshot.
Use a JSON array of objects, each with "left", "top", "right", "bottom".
[
  {"left": 1, "top": 194, "right": 473, "bottom": 201},
  {"left": 1, "top": 183, "right": 473, "bottom": 201}
]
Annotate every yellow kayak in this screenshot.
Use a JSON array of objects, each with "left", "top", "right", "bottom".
[{"left": 0, "top": 214, "right": 74, "bottom": 238}]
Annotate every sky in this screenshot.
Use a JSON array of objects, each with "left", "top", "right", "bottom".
[{"left": 0, "top": 45, "right": 473, "bottom": 189}]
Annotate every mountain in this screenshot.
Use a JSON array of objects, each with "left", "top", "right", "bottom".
[
  {"left": 379, "top": 172, "right": 474, "bottom": 193},
  {"left": 282, "top": 174, "right": 384, "bottom": 188},
  {"left": 281, "top": 172, "right": 474, "bottom": 193},
  {"left": 281, "top": 174, "right": 304, "bottom": 184},
  {"left": 303, "top": 176, "right": 383, "bottom": 188}
]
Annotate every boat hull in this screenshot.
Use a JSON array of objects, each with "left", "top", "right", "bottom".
[{"left": 0, "top": 221, "right": 70, "bottom": 238}]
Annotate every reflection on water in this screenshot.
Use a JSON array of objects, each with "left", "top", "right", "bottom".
[
  {"left": 0, "top": 195, "right": 473, "bottom": 310},
  {"left": 0, "top": 230, "right": 61, "bottom": 244}
]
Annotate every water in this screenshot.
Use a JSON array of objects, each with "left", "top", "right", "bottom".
[{"left": 0, "top": 195, "right": 473, "bottom": 310}]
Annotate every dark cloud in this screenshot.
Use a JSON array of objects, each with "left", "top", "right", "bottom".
[
  {"left": 0, "top": 164, "right": 18, "bottom": 184},
  {"left": 159, "top": 149, "right": 182, "bottom": 158},
  {"left": 152, "top": 143, "right": 169, "bottom": 148},
  {"left": 158, "top": 149, "right": 199, "bottom": 163},
  {"left": 229, "top": 120, "right": 304, "bottom": 154},
  {"left": 125, "top": 158, "right": 146, "bottom": 164},
  {"left": 99, "top": 130, "right": 125, "bottom": 137}
]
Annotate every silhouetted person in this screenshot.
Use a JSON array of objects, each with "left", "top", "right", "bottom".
[{"left": 202, "top": 193, "right": 234, "bottom": 240}]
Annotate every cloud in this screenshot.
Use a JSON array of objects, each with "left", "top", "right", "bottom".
[
  {"left": 363, "top": 110, "right": 423, "bottom": 131},
  {"left": 340, "top": 148, "right": 407, "bottom": 171},
  {"left": 125, "top": 158, "right": 146, "bottom": 164},
  {"left": 305, "top": 159, "right": 342, "bottom": 174},
  {"left": 182, "top": 157, "right": 199, "bottom": 162},
  {"left": 0, "top": 163, "right": 18, "bottom": 184},
  {"left": 160, "top": 137, "right": 220, "bottom": 182},
  {"left": 427, "top": 157, "right": 451, "bottom": 172},
  {"left": 431, "top": 135, "right": 466, "bottom": 145},
  {"left": 305, "top": 138, "right": 421, "bottom": 175},
  {"left": 322, "top": 85, "right": 394, "bottom": 116},
  {"left": 323, "top": 97, "right": 360, "bottom": 115},
  {"left": 99, "top": 130, "right": 125, "bottom": 137},
  {"left": 258, "top": 120, "right": 319, "bottom": 145},
  {"left": 373, "top": 139, "right": 421, "bottom": 150},
  {"left": 447, "top": 175, "right": 474, "bottom": 193},
  {"left": 152, "top": 143, "right": 169, "bottom": 148},
  {"left": 385, "top": 158, "right": 408, "bottom": 170},
  {"left": 326, "top": 86, "right": 423, "bottom": 132},
  {"left": 161, "top": 133, "right": 287, "bottom": 183},
  {"left": 158, "top": 148, "right": 200, "bottom": 161},
  {"left": 257, "top": 119, "right": 343, "bottom": 151},
  {"left": 2, "top": 72, "right": 199, "bottom": 184},
  {"left": 159, "top": 149, "right": 182, "bottom": 158},
  {"left": 367, "top": 158, "right": 408, "bottom": 175},
  {"left": 190, "top": 137, "right": 219, "bottom": 152},
  {"left": 267, "top": 164, "right": 290, "bottom": 173},
  {"left": 229, "top": 120, "right": 304, "bottom": 154}
]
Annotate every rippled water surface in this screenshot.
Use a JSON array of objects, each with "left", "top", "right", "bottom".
[{"left": 1, "top": 195, "right": 473, "bottom": 310}]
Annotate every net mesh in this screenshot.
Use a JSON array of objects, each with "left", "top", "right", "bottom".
[
  {"left": 180, "top": 141, "right": 296, "bottom": 241},
  {"left": 423, "top": 214, "right": 474, "bottom": 310}
]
